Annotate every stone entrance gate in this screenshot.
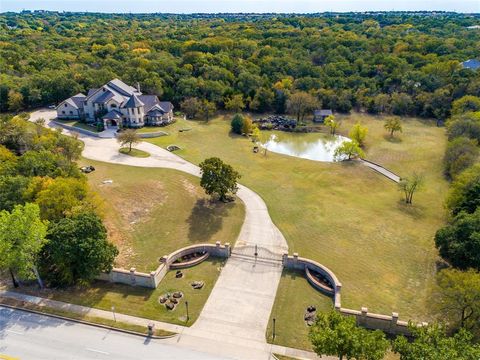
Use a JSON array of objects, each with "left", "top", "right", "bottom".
[{"left": 231, "top": 244, "right": 283, "bottom": 262}]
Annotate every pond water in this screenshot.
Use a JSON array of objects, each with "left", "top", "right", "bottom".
[{"left": 261, "top": 132, "right": 350, "bottom": 162}]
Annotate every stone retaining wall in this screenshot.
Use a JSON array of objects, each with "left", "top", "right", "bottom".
[
  {"left": 98, "top": 242, "right": 231, "bottom": 289},
  {"left": 339, "top": 307, "right": 413, "bottom": 336},
  {"left": 283, "top": 253, "right": 342, "bottom": 308},
  {"left": 51, "top": 121, "right": 100, "bottom": 137},
  {"left": 282, "top": 252, "right": 419, "bottom": 336}
]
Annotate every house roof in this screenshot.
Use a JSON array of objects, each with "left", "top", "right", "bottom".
[
  {"left": 102, "top": 109, "right": 123, "bottom": 120},
  {"left": 58, "top": 93, "right": 86, "bottom": 109},
  {"left": 462, "top": 59, "right": 480, "bottom": 70},
  {"left": 139, "top": 95, "right": 160, "bottom": 112},
  {"left": 87, "top": 88, "right": 99, "bottom": 97},
  {"left": 107, "top": 78, "right": 140, "bottom": 97},
  {"left": 159, "top": 101, "right": 174, "bottom": 113},
  {"left": 93, "top": 90, "right": 115, "bottom": 104},
  {"left": 314, "top": 109, "right": 333, "bottom": 116},
  {"left": 123, "top": 93, "right": 144, "bottom": 108}
]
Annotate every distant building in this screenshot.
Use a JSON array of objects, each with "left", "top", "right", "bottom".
[
  {"left": 313, "top": 109, "right": 333, "bottom": 123},
  {"left": 461, "top": 59, "right": 480, "bottom": 71},
  {"left": 56, "top": 79, "right": 174, "bottom": 128}
]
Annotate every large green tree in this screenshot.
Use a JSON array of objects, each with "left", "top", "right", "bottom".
[
  {"left": 0, "top": 203, "right": 48, "bottom": 288},
  {"left": 199, "top": 157, "right": 241, "bottom": 202},
  {"left": 393, "top": 323, "right": 480, "bottom": 360},
  {"left": 435, "top": 208, "right": 480, "bottom": 270},
  {"left": 434, "top": 268, "right": 480, "bottom": 337},
  {"left": 309, "top": 311, "right": 389, "bottom": 360},
  {"left": 41, "top": 211, "right": 118, "bottom": 286}
]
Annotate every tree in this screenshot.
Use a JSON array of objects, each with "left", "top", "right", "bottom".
[
  {"left": 286, "top": 91, "right": 319, "bottom": 123},
  {"left": 7, "top": 90, "right": 23, "bottom": 112},
  {"left": 446, "top": 112, "right": 480, "bottom": 142},
  {"left": 324, "top": 115, "right": 339, "bottom": 135},
  {"left": 117, "top": 129, "right": 140, "bottom": 152},
  {"left": 55, "top": 134, "right": 83, "bottom": 161},
  {"left": 452, "top": 95, "right": 480, "bottom": 115},
  {"left": 231, "top": 114, "right": 245, "bottom": 135},
  {"left": 393, "top": 323, "right": 480, "bottom": 360},
  {"left": 434, "top": 268, "right": 480, "bottom": 336},
  {"left": 249, "top": 87, "right": 274, "bottom": 113},
  {"left": 446, "top": 164, "right": 480, "bottom": 215},
  {"left": 398, "top": 172, "right": 423, "bottom": 204},
  {"left": 434, "top": 208, "right": 480, "bottom": 270},
  {"left": 34, "top": 177, "right": 91, "bottom": 221},
  {"left": 309, "top": 311, "right": 389, "bottom": 360},
  {"left": 334, "top": 140, "right": 365, "bottom": 161},
  {"left": 198, "top": 99, "right": 216, "bottom": 122},
  {"left": 391, "top": 92, "right": 413, "bottom": 115},
  {"left": 349, "top": 123, "right": 368, "bottom": 147},
  {"left": 0, "top": 203, "right": 48, "bottom": 288},
  {"left": 224, "top": 94, "right": 245, "bottom": 113},
  {"left": 41, "top": 211, "right": 118, "bottom": 286},
  {"left": 180, "top": 97, "right": 201, "bottom": 119},
  {"left": 0, "top": 145, "right": 18, "bottom": 176},
  {"left": 251, "top": 125, "right": 261, "bottom": 143},
  {"left": 443, "top": 137, "right": 478, "bottom": 179},
  {"left": 384, "top": 117, "right": 403, "bottom": 138},
  {"left": 0, "top": 115, "right": 33, "bottom": 153},
  {"left": 0, "top": 175, "right": 30, "bottom": 212},
  {"left": 241, "top": 116, "right": 253, "bottom": 135},
  {"left": 199, "top": 157, "right": 241, "bottom": 202}
]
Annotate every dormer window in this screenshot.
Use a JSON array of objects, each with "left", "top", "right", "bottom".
[{"left": 64, "top": 104, "right": 67, "bottom": 107}]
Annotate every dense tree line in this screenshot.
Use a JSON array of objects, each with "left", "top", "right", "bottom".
[
  {"left": 0, "top": 12, "right": 479, "bottom": 120},
  {"left": 0, "top": 114, "right": 118, "bottom": 287}
]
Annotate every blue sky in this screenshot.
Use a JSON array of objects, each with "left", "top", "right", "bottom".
[{"left": 1, "top": 0, "right": 479, "bottom": 13}]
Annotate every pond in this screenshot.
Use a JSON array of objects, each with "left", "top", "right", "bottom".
[{"left": 261, "top": 132, "right": 350, "bottom": 162}]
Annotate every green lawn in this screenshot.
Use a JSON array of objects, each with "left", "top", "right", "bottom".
[
  {"left": 79, "top": 159, "right": 244, "bottom": 272},
  {"left": 145, "top": 113, "right": 447, "bottom": 322},
  {"left": 14, "top": 258, "right": 224, "bottom": 326},
  {"left": 267, "top": 269, "right": 333, "bottom": 350},
  {"left": 119, "top": 147, "right": 150, "bottom": 157},
  {"left": 55, "top": 119, "right": 100, "bottom": 133}
]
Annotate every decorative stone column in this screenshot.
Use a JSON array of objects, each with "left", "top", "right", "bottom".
[
  {"left": 360, "top": 307, "right": 368, "bottom": 326},
  {"left": 130, "top": 267, "right": 136, "bottom": 285}
]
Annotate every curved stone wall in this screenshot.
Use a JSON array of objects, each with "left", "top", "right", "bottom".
[
  {"left": 282, "top": 253, "right": 342, "bottom": 308},
  {"left": 98, "top": 241, "right": 231, "bottom": 288}
]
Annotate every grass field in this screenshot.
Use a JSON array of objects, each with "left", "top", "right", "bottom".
[
  {"left": 13, "top": 258, "right": 224, "bottom": 326},
  {"left": 119, "top": 147, "right": 150, "bottom": 157},
  {"left": 146, "top": 113, "right": 447, "bottom": 323},
  {"left": 266, "top": 269, "right": 333, "bottom": 350},
  {"left": 79, "top": 159, "right": 244, "bottom": 272},
  {"left": 55, "top": 119, "right": 100, "bottom": 132}
]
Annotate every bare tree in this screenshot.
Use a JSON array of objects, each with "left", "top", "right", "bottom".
[{"left": 398, "top": 172, "right": 423, "bottom": 204}]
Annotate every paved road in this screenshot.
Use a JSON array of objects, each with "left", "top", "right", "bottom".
[
  {"left": 0, "top": 306, "right": 229, "bottom": 360},
  {"left": 28, "top": 110, "right": 289, "bottom": 352}
]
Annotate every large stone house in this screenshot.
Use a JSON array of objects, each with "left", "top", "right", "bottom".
[{"left": 56, "top": 79, "right": 174, "bottom": 128}]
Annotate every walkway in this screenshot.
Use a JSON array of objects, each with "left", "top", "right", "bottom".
[
  {"left": 28, "top": 110, "right": 290, "bottom": 359},
  {"left": 359, "top": 159, "right": 401, "bottom": 183}
]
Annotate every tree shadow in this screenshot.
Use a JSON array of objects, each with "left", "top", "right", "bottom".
[
  {"left": 187, "top": 199, "right": 232, "bottom": 242},
  {"left": 383, "top": 134, "right": 403, "bottom": 143},
  {"left": 396, "top": 199, "right": 426, "bottom": 219}
]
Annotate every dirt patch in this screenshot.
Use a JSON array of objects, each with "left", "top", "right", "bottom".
[
  {"left": 181, "top": 178, "right": 198, "bottom": 197},
  {"left": 98, "top": 180, "right": 167, "bottom": 267}
]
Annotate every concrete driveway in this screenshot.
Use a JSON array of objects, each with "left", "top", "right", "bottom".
[{"left": 27, "top": 109, "right": 289, "bottom": 354}]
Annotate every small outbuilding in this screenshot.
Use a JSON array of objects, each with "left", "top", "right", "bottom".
[{"left": 313, "top": 109, "right": 333, "bottom": 123}]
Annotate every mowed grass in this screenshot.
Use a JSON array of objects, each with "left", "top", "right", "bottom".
[
  {"left": 266, "top": 269, "right": 333, "bottom": 350},
  {"left": 13, "top": 258, "right": 224, "bottom": 326},
  {"left": 79, "top": 159, "right": 244, "bottom": 272},
  {"left": 119, "top": 147, "right": 150, "bottom": 157},
  {"left": 146, "top": 113, "right": 447, "bottom": 322}
]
